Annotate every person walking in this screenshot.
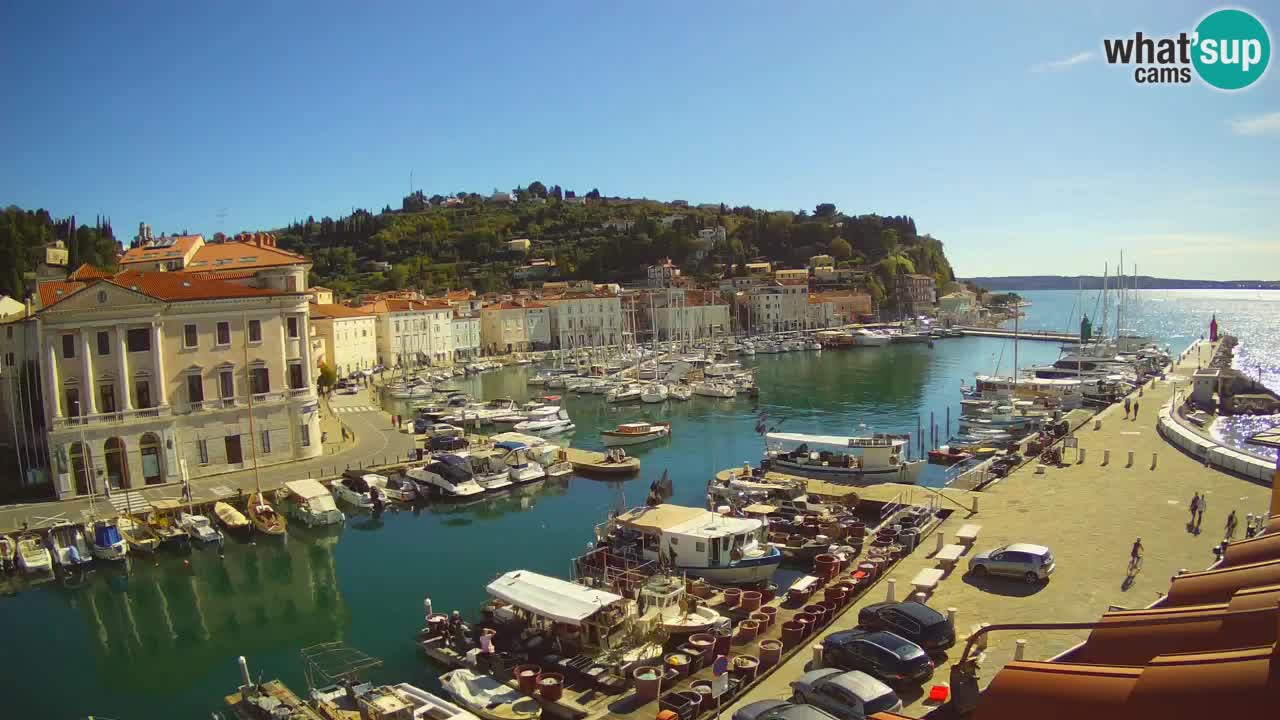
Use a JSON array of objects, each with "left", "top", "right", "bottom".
[
  {"left": 1196, "top": 493, "right": 1206, "bottom": 531},
  {"left": 1188, "top": 493, "right": 1201, "bottom": 528},
  {"left": 1225, "top": 510, "right": 1237, "bottom": 540},
  {"left": 1124, "top": 397, "right": 1131, "bottom": 418},
  {"left": 1132, "top": 400, "right": 1140, "bottom": 419}
]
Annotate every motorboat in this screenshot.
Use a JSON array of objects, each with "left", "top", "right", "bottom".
[
  {"left": 527, "top": 373, "right": 548, "bottom": 386},
  {"left": 214, "top": 501, "right": 250, "bottom": 537},
  {"left": 669, "top": 384, "right": 692, "bottom": 401},
  {"left": 606, "top": 384, "right": 644, "bottom": 403},
  {"left": 763, "top": 432, "right": 925, "bottom": 484},
  {"left": 891, "top": 331, "right": 932, "bottom": 344},
  {"left": 381, "top": 474, "right": 419, "bottom": 503},
  {"left": 406, "top": 456, "right": 486, "bottom": 500},
  {"left": 332, "top": 472, "right": 379, "bottom": 509},
  {"left": 596, "top": 503, "right": 782, "bottom": 585},
  {"left": 441, "top": 668, "right": 542, "bottom": 720},
  {"left": 146, "top": 499, "right": 191, "bottom": 546},
  {"left": 928, "top": 445, "right": 974, "bottom": 466},
  {"left": 692, "top": 380, "right": 736, "bottom": 399},
  {"left": 464, "top": 450, "right": 515, "bottom": 492},
  {"left": 91, "top": 519, "right": 129, "bottom": 561},
  {"left": 851, "top": 329, "right": 891, "bottom": 347},
  {"left": 16, "top": 532, "right": 54, "bottom": 573},
  {"left": 495, "top": 441, "right": 546, "bottom": 484},
  {"left": 523, "top": 443, "right": 573, "bottom": 478},
  {"left": 704, "top": 362, "right": 741, "bottom": 377},
  {"left": 247, "top": 493, "right": 288, "bottom": 536},
  {"left": 602, "top": 422, "right": 671, "bottom": 447},
  {"left": 640, "top": 384, "right": 669, "bottom": 403},
  {"left": 313, "top": 680, "right": 483, "bottom": 720},
  {"left": 44, "top": 521, "right": 92, "bottom": 568},
  {"left": 807, "top": 340, "right": 823, "bottom": 351},
  {"left": 285, "top": 479, "right": 346, "bottom": 527},
  {"left": 180, "top": 512, "right": 222, "bottom": 543},
  {"left": 513, "top": 407, "right": 575, "bottom": 436},
  {"left": 118, "top": 515, "right": 161, "bottom": 554},
  {"left": 636, "top": 574, "right": 729, "bottom": 637}
]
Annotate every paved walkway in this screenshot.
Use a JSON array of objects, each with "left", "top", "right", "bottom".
[
  {"left": 0, "top": 387, "right": 418, "bottom": 532},
  {"left": 727, "top": 343, "right": 1274, "bottom": 716}
]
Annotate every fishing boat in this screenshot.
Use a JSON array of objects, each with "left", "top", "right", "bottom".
[
  {"left": 763, "top": 432, "right": 925, "bottom": 484},
  {"left": 928, "top": 445, "right": 974, "bottom": 465},
  {"left": 180, "top": 511, "right": 222, "bottom": 543},
  {"left": 601, "top": 422, "right": 671, "bottom": 447},
  {"left": 635, "top": 574, "right": 729, "bottom": 636},
  {"left": 441, "top": 669, "right": 542, "bottom": 720},
  {"left": 692, "top": 380, "right": 736, "bottom": 399},
  {"left": 640, "top": 384, "right": 669, "bottom": 403},
  {"left": 247, "top": 493, "right": 287, "bottom": 536},
  {"left": 596, "top": 504, "right": 781, "bottom": 585},
  {"left": 669, "top": 384, "right": 692, "bottom": 401},
  {"left": 512, "top": 406, "right": 574, "bottom": 436},
  {"left": 213, "top": 501, "right": 251, "bottom": 537},
  {"left": 605, "top": 384, "right": 644, "bottom": 403},
  {"left": 16, "top": 532, "right": 54, "bottom": 573},
  {"left": 44, "top": 521, "right": 92, "bottom": 568},
  {"left": 91, "top": 519, "right": 129, "bottom": 561},
  {"left": 146, "top": 500, "right": 191, "bottom": 547},
  {"left": 284, "top": 479, "right": 346, "bottom": 527},
  {"left": 118, "top": 515, "right": 161, "bottom": 554},
  {"left": 496, "top": 441, "right": 546, "bottom": 485},
  {"left": 406, "top": 456, "right": 486, "bottom": 500}
]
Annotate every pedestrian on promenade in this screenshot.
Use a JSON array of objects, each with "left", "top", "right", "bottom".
[
  {"left": 1124, "top": 397, "right": 1131, "bottom": 418},
  {"left": 1196, "top": 493, "right": 1206, "bottom": 531},
  {"left": 1225, "top": 510, "right": 1237, "bottom": 540},
  {"left": 1188, "top": 493, "right": 1201, "bottom": 529},
  {"left": 1133, "top": 401, "right": 1140, "bottom": 419}
]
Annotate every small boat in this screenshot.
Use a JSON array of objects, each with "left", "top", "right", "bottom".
[
  {"left": 91, "top": 520, "right": 129, "bottom": 562},
  {"left": 0, "top": 534, "right": 15, "bottom": 572},
  {"left": 213, "top": 501, "right": 251, "bottom": 536},
  {"left": 606, "top": 384, "right": 644, "bottom": 404},
  {"left": 441, "top": 668, "right": 542, "bottom": 720},
  {"left": 247, "top": 493, "right": 287, "bottom": 536},
  {"left": 496, "top": 441, "right": 546, "bottom": 485},
  {"left": 381, "top": 474, "right": 419, "bottom": 503},
  {"left": 513, "top": 406, "right": 575, "bottom": 436},
  {"left": 44, "top": 521, "right": 92, "bottom": 568},
  {"left": 406, "top": 457, "right": 486, "bottom": 500},
  {"left": 636, "top": 574, "right": 729, "bottom": 637},
  {"left": 669, "top": 384, "right": 692, "bottom": 401},
  {"left": 285, "top": 479, "right": 346, "bottom": 527},
  {"left": 928, "top": 445, "right": 974, "bottom": 466},
  {"left": 527, "top": 373, "right": 548, "bottom": 386},
  {"left": 602, "top": 422, "right": 671, "bottom": 447},
  {"left": 180, "top": 511, "right": 222, "bottom": 543},
  {"left": 465, "top": 450, "right": 515, "bottom": 492},
  {"left": 851, "top": 329, "right": 891, "bottom": 347},
  {"left": 640, "top": 384, "right": 669, "bottom": 403},
  {"left": 118, "top": 515, "right": 161, "bottom": 554},
  {"left": 146, "top": 499, "right": 191, "bottom": 547},
  {"left": 16, "top": 532, "right": 54, "bottom": 573},
  {"left": 692, "top": 380, "right": 736, "bottom": 399},
  {"left": 333, "top": 473, "right": 379, "bottom": 509}
]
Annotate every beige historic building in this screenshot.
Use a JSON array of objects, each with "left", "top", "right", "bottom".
[
  {"left": 309, "top": 303, "right": 377, "bottom": 375},
  {"left": 31, "top": 269, "right": 320, "bottom": 499},
  {"left": 362, "top": 298, "right": 455, "bottom": 367}
]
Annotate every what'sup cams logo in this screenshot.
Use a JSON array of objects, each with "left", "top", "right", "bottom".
[{"left": 1104, "top": 7, "right": 1270, "bottom": 89}]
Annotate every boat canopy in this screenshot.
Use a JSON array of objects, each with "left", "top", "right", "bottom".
[
  {"left": 94, "top": 524, "right": 122, "bottom": 547},
  {"left": 495, "top": 440, "right": 527, "bottom": 451},
  {"left": 486, "top": 570, "right": 623, "bottom": 625},
  {"left": 618, "top": 503, "right": 760, "bottom": 537},
  {"left": 766, "top": 431, "right": 906, "bottom": 452},
  {"left": 286, "top": 479, "right": 331, "bottom": 500}
]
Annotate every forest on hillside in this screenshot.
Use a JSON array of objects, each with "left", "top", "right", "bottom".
[{"left": 0, "top": 206, "right": 118, "bottom": 298}]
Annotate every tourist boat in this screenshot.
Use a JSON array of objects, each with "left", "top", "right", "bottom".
[
  {"left": 16, "top": 532, "right": 54, "bottom": 573},
  {"left": 247, "top": 493, "right": 287, "bottom": 536},
  {"left": 606, "top": 383, "right": 644, "bottom": 403},
  {"left": 596, "top": 503, "right": 782, "bottom": 584},
  {"left": 640, "top": 384, "right": 669, "bottom": 403},
  {"left": 513, "top": 406, "right": 575, "bottom": 436},
  {"left": 44, "top": 521, "right": 92, "bottom": 568},
  {"left": 214, "top": 501, "right": 251, "bottom": 536},
  {"left": 928, "top": 445, "right": 974, "bottom": 465},
  {"left": 441, "top": 668, "right": 543, "bottom": 720},
  {"left": 332, "top": 473, "right": 379, "bottom": 509},
  {"left": 496, "top": 441, "right": 546, "bottom": 485},
  {"left": 146, "top": 500, "right": 191, "bottom": 546},
  {"left": 406, "top": 456, "right": 486, "bottom": 500},
  {"left": 91, "top": 519, "right": 129, "bottom": 561},
  {"left": 284, "top": 479, "right": 346, "bottom": 528},
  {"left": 180, "top": 511, "right": 222, "bottom": 543},
  {"left": 602, "top": 422, "right": 671, "bottom": 447},
  {"left": 118, "top": 515, "right": 160, "bottom": 554},
  {"left": 692, "top": 380, "right": 736, "bottom": 399},
  {"left": 851, "top": 329, "right": 891, "bottom": 347},
  {"left": 636, "top": 574, "right": 730, "bottom": 636},
  {"left": 464, "top": 450, "right": 515, "bottom": 492},
  {"left": 763, "top": 432, "right": 925, "bottom": 484}
]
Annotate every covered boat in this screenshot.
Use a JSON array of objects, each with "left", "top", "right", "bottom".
[
  {"left": 91, "top": 520, "right": 128, "bottom": 561},
  {"left": 44, "top": 521, "right": 92, "bottom": 568},
  {"left": 597, "top": 504, "right": 781, "bottom": 585},
  {"left": 485, "top": 569, "right": 633, "bottom": 652},
  {"left": 285, "top": 479, "right": 346, "bottom": 527},
  {"left": 147, "top": 499, "right": 191, "bottom": 546},
  {"left": 406, "top": 457, "right": 485, "bottom": 500},
  {"left": 601, "top": 422, "right": 671, "bottom": 447},
  {"left": 495, "top": 441, "right": 546, "bottom": 485},
  {"left": 441, "top": 668, "right": 541, "bottom": 720},
  {"left": 214, "top": 501, "right": 251, "bottom": 536},
  {"left": 763, "top": 432, "right": 924, "bottom": 485}
]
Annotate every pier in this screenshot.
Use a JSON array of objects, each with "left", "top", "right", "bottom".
[{"left": 953, "top": 326, "right": 1080, "bottom": 343}]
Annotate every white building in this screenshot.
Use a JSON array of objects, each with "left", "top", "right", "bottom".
[
  {"left": 542, "top": 287, "right": 624, "bottom": 350},
  {"left": 480, "top": 302, "right": 531, "bottom": 354},
  {"left": 747, "top": 281, "right": 809, "bottom": 332},
  {"left": 650, "top": 289, "right": 730, "bottom": 342},
  {"left": 309, "top": 303, "right": 377, "bottom": 376},
  {"left": 452, "top": 315, "right": 481, "bottom": 361},
  {"left": 647, "top": 260, "right": 681, "bottom": 288},
  {"left": 363, "top": 298, "right": 455, "bottom": 367}
]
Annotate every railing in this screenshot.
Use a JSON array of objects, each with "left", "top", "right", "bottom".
[
  {"left": 252, "top": 391, "right": 286, "bottom": 404},
  {"left": 289, "top": 387, "right": 314, "bottom": 399},
  {"left": 50, "top": 405, "right": 171, "bottom": 429}
]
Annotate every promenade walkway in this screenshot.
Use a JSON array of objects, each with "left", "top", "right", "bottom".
[
  {"left": 727, "top": 342, "right": 1274, "bottom": 715},
  {"left": 0, "top": 386, "right": 418, "bottom": 533}
]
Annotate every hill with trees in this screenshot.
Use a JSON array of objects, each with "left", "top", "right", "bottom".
[
  {"left": 0, "top": 206, "right": 118, "bottom": 299},
  {"left": 964, "top": 275, "right": 1280, "bottom": 291}
]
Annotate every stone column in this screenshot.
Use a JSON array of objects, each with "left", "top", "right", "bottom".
[
  {"left": 279, "top": 316, "right": 289, "bottom": 390},
  {"left": 299, "top": 313, "right": 314, "bottom": 388},
  {"left": 151, "top": 322, "right": 167, "bottom": 406},
  {"left": 80, "top": 331, "right": 96, "bottom": 415},
  {"left": 117, "top": 326, "right": 132, "bottom": 410},
  {"left": 46, "top": 336, "right": 61, "bottom": 418}
]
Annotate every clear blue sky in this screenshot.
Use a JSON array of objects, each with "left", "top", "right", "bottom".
[{"left": 2, "top": 1, "right": 1276, "bottom": 279}]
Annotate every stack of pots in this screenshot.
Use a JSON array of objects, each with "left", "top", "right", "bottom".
[
  {"left": 824, "top": 584, "right": 847, "bottom": 607},
  {"left": 514, "top": 664, "right": 541, "bottom": 694},
  {"left": 814, "top": 553, "right": 840, "bottom": 582},
  {"left": 804, "top": 603, "right": 828, "bottom": 627},
  {"left": 795, "top": 612, "right": 816, "bottom": 638},
  {"left": 740, "top": 590, "right": 763, "bottom": 612},
  {"left": 723, "top": 588, "right": 742, "bottom": 608},
  {"left": 760, "top": 605, "right": 779, "bottom": 628},
  {"left": 688, "top": 633, "right": 716, "bottom": 663},
  {"left": 858, "top": 561, "right": 877, "bottom": 582},
  {"left": 758, "top": 638, "right": 783, "bottom": 669},
  {"left": 750, "top": 611, "right": 771, "bottom": 631}
]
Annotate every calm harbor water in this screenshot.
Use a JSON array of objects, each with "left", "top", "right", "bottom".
[{"left": 0, "top": 289, "right": 1275, "bottom": 718}]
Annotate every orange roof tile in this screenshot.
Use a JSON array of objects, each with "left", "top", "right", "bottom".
[
  {"left": 362, "top": 298, "right": 452, "bottom": 313},
  {"left": 119, "top": 235, "right": 204, "bottom": 265},
  {"left": 37, "top": 281, "right": 87, "bottom": 308},
  {"left": 310, "top": 303, "right": 374, "bottom": 320},
  {"left": 187, "top": 269, "right": 259, "bottom": 281},
  {"left": 186, "top": 239, "right": 307, "bottom": 271},
  {"left": 68, "top": 263, "right": 113, "bottom": 281},
  {"left": 108, "top": 271, "right": 284, "bottom": 301}
]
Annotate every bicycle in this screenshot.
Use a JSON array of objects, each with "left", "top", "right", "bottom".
[{"left": 1128, "top": 552, "right": 1143, "bottom": 573}]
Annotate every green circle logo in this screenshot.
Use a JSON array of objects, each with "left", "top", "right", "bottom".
[{"left": 1193, "top": 9, "right": 1270, "bottom": 90}]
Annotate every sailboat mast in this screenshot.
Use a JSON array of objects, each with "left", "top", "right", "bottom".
[
  {"left": 242, "top": 313, "right": 262, "bottom": 496},
  {"left": 1012, "top": 300, "right": 1019, "bottom": 385}
]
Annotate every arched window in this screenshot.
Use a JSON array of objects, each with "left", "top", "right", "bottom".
[
  {"left": 140, "top": 432, "right": 164, "bottom": 485},
  {"left": 104, "top": 437, "right": 130, "bottom": 490}
]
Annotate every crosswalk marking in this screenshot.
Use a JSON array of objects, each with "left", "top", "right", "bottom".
[
  {"left": 104, "top": 491, "right": 152, "bottom": 514},
  {"left": 333, "top": 405, "right": 380, "bottom": 414}
]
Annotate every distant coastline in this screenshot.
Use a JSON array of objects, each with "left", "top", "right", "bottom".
[{"left": 962, "top": 275, "right": 1280, "bottom": 291}]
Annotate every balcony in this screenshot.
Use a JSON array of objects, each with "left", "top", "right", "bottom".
[
  {"left": 51, "top": 405, "right": 172, "bottom": 430},
  {"left": 288, "top": 386, "right": 315, "bottom": 399}
]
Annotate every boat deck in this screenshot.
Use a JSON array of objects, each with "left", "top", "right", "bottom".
[
  {"left": 565, "top": 447, "right": 641, "bottom": 475},
  {"left": 223, "top": 679, "right": 324, "bottom": 720}
]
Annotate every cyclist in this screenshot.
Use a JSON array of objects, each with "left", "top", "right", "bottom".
[{"left": 1130, "top": 537, "right": 1144, "bottom": 571}]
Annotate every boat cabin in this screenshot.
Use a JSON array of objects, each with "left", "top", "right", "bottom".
[
  {"left": 609, "top": 504, "right": 768, "bottom": 567},
  {"left": 485, "top": 570, "right": 632, "bottom": 653}
]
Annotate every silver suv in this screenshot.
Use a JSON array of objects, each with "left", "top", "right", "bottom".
[{"left": 967, "top": 543, "right": 1055, "bottom": 583}]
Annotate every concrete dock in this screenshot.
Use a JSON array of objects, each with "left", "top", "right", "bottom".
[{"left": 725, "top": 341, "right": 1273, "bottom": 716}]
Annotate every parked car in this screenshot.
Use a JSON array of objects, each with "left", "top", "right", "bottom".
[
  {"left": 428, "top": 435, "right": 469, "bottom": 452},
  {"left": 821, "top": 630, "right": 934, "bottom": 686},
  {"left": 857, "top": 601, "right": 956, "bottom": 651},
  {"left": 733, "top": 700, "right": 839, "bottom": 720},
  {"left": 967, "top": 543, "right": 1056, "bottom": 583},
  {"left": 790, "top": 669, "right": 903, "bottom": 719}
]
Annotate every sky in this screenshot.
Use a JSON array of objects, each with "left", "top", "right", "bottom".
[{"left": 2, "top": 0, "right": 1277, "bottom": 280}]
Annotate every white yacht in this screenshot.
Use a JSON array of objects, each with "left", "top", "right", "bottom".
[
  {"left": 332, "top": 472, "right": 380, "bottom": 509},
  {"left": 514, "top": 406, "right": 575, "bottom": 436},
  {"left": 640, "top": 384, "right": 669, "bottom": 403},
  {"left": 406, "top": 457, "right": 486, "bottom": 500},
  {"left": 851, "top": 329, "right": 891, "bottom": 347},
  {"left": 606, "top": 384, "right": 644, "bottom": 403},
  {"left": 44, "top": 521, "right": 92, "bottom": 569},
  {"left": 763, "top": 432, "right": 924, "bottom": 484},
  {"left": 464, "top": 450, "right": 515, "bottom": 492},
  {"left": 669, "top": 384, "right": 692, "bottom": 401},
  {"left": 285, "top": 479, "right": 346, "bottom": 527},
  {"left": 596, "top": 504, "right": 782, "bottom": 585},
  {"left": 692, "top": 380, "right": 737, "bottom": 398},
  {"left": 495, "top": 441, "right": 546, "bottom": 484},
  {"left": 180, "top": 512, "right": 222, "bottom": 543},
  {"left": 704, "top": 362, "right": 741, "bottom": 377}
]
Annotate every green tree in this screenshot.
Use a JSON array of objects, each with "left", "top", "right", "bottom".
[
  {"left": 385, "top": 265, "right": 409, "bottom": 290},
  {"left": 830, "top": 237, "right": 852, "bottom": 261},
  {"left": 527, "top": 181, "right": 547, "bottom": 199},
  {"left": 317, "top": 363, "right": 338, "bottom": 392},
  {"left": 814, "top": 202, "right": 837, "bottom": 218}
]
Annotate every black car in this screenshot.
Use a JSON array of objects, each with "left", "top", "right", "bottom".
[
  {"left": 822, "top": 630, "right": 934, "bottom": 686},
  {"left": 733, "top": 700, "right": 839, "bottom": 720},
  {"left": 857, "top": 600, "right": 956, "bottom": 651},
  {"left": 429, "top": 435, "right": 469, "bottom": 452}
]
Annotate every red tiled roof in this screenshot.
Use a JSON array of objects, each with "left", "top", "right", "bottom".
[
  {"left": 37, "top": 271, "right": 284, "bottom": 309},
  {"left": 186, "top": 240, "right": 307, "bottom": 271},
  {"left": 37, "top": 281, "right": 87, "bottom": 308},
  {"left": 119, "top": 234, "right": 203, "bottom": 265},
  {"left": 310, "top": 303, "right": 374, "bottom": 319},
  {"left": 68, "top": 263, "right": 113, "bottom": 281},
  {"left": 362, "top": 298, "right": 451, "bottom": 313},
  {"left": 187, "top": 269, "right": 259, "bottom": 281}
]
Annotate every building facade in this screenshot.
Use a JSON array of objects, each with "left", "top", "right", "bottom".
[
  {"left": 812, "top": 292, "right": 875, "bottom": 324},
  {"left": 451, "top": 315, "right": 481, "bottom": 361},
  {"left": 543, "top": 288, "right": 623, "bottom": 350},
  {"left": 747, "top": 281, "right": 809, "bottom": 332},
  {"left": 899, "top": 274, "right": 937, "bottom": 316},
  {"left": 364, "top": 299, "right": 455, "bottom": 367},
  {"left": 309, "top": 304, "right": 377, "bottom": 376},
  {"left": 649, "top": 289, "right": 731, "bottom": 342},
  {"left": 480, "top": 302, "right": 530, "bottom": 354}
]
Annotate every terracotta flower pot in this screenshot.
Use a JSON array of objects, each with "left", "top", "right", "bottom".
[
  {"left": 514, "top": 664, "right": 541, "bottom": 694},
  {"left": 737, "top": 619, "right": 760, "bottom": 642},
  {"left": 537, "top": 672, "right": 564, "bottom": 703},
  {"left": 723, "top": 587, "right": 742, "bottom": 608},
  {"left": 758, "top": 639, "right": 783, "bottom": 669},
  {"left": 740, "top": 590, "right": 763, "bottom": 612}
]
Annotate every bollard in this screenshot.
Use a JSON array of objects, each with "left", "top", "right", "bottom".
[
  {"left": 1102, "top": 449, "right": 1110, "bottom": 466},
  {"left": 1126, "top": 450, "right": 1134, "bottom": 468},
  {"left": 811, "top": 644, "right": 824, "bottom": 668},
  {"left": 1094, "top": 419, "right": 1101, "bottom": 431},
  {"left": 1178, "top": 568, "right": 1188, "bottom": 576},
  {"left": 971, "top": 495, "right": 980, "bottom": 513},
  {"left": 238, "top": 656, "right": 253, "bottom": 696},
  {"left": 1014, "top": 639, "right": 1027, "bottom": 661},
  {"left": 886, "top": 578, "right": 897, "bottom": 602},
  {"left": 914, "top": 592, "right": 927, "bottom": 604},
  {"left": 947, "top": 608, "right": 957, "bottom": 626},
  {"left": 1078, "top": 448, "right": 1086, "bottom": 464},
  {"left": 424, "top": 597, "right": 433, "bottom": 618},
  {"left": 936, "top": 532, "right": 946, "bottom": 554},
  {"left": 975, "top": 622, "right": 992, "bottom": 651},
  {"left": 1151, "top": 452, "right": 1158, "bottom": 470}
]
